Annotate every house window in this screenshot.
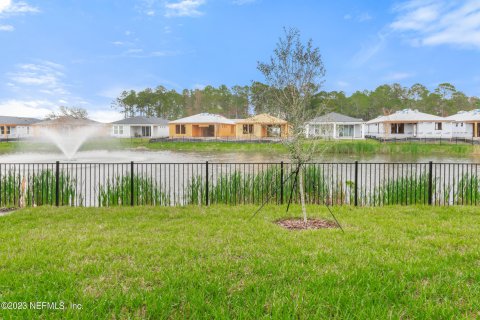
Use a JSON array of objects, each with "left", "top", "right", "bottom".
[
  {"left": 27, "top": 127, "right": 30, "bottom": 134},
  {"left": 242, "top": 124, "right": 253, "bottom": 134},
  {"left": 456, "top": 123, "right": 458, "bottom": 127},
  {"left": 141, "top": 126, "right": 151, "bottom": 137},
  {"left": 5, "top": 126, "right": 11, "bottom": 135},
  {"left": 390, "top": 123, "right": 404, "bottom": 134},
  {"left": 461, "top": 123, "right": 464, "bottom": 127},
  {"left": 1, "top": 126, "right": 4, "bottom": 135},
  {"left": 175, "top": 124, "right": 186, "bottom": 134},
  {"left": 113, "top": 126, "right": 119, "bottom": 134},
  {"left": 435, "top": 122, "right": 442, "bottom": 130}
]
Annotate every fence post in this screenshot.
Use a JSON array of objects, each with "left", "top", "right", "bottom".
[
  {"left": 280, "top": 161, "right": 284, "bottom": 205},
  {"left": 354, "top": 161, "right": 358, "bottom": 206},
  {"left": 130, "top": 161, "right": 134, "bottom": 206},
  {"left": 428, "top": 161, "right": 433, "bottom": 205},
  {"left": 55, "top": 161, "right": 60, "bottom": 207},
  {"left": 205, "top": 161, "right": 209, "bottom": 206}
]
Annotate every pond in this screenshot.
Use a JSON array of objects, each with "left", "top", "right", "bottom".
[{"left": 0, "top": 149, "right": 479, "bottom": 163}]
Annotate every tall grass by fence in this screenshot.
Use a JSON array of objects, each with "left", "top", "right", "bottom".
[{"left": 0, "top": 161, "right": 479, "bottom": 208}]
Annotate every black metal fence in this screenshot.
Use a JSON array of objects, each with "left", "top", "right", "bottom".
[{"left": 0, "top": 161, "right": 479, "bottom": 208}]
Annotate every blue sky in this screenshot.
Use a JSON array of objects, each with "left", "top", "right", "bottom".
[{"left": 1, "top": 0, "right": 480, "bottom": 122}]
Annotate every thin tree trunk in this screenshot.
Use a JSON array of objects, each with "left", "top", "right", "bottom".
[{"left": 298, "top": 165, "right": 307, "bottom": 224}]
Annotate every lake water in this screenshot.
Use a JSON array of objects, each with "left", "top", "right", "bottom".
[{"left": 0, "top": 149, "right": 479, "bottom": 163}]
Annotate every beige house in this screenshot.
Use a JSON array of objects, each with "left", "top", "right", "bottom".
[
  {"left": 32, "top": 116, "right": 108, "bottom": 136},
  {"left": 235, "top": 114, "right": 289, "bottom": 139},
  {"left": 169, "top": 113, "right": 236, "bottom": 138}
]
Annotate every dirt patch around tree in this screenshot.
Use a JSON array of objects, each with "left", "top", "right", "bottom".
[
  {"left": 0, "top": 208, "right": 16, "bottom": 217},
  {"left": 276, "top": 218, "right": 338, "bottom": 230}
]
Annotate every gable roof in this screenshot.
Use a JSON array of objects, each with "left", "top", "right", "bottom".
[
  {"left": 236, "top": 113, "right": 287, "bottom": 125},
  {"left": 445, "top": 109, "right": 480, "bottom": 122},
  {"left": 0, "top": 116, "right": 41, "bottom": 125},
  {"left": 111, "top": 116, "right": 169, "bottom": 125},
  {"left": 309, "top": 112, "right": 363, "bottom": 123},
  {"left": 169, "top": 113, "right": 235, "bottom": 125},
  {"left": 367, "top": 109, "right": 445, "bottom": 124},
  {"left": 34, "top": 116, "right": 103, "bottom": 126}
]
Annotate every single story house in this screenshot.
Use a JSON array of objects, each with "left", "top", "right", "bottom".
[
  {"left": 169, "top": 113, "right": 236, "bottom": 138},
  {"left": 305, "top": 112, "right": 364, "bottom": 139},
  {"left": 365, "top": 109, "right": 452, "bottom": 139},
  {"left": 445, "top": 109, "right": 480, "bottom": 139},
  {"left": 32, "top": 116, "right": 108, "bottom": 137},
  {"left": 0, "top": 116, "right": 40, "bottom": 140},
  {"left": 235, "top": 113, "right": 289, "bottom": 139},
  {"left": 110, "top": 116, "right": 169, "bottom": 138}
]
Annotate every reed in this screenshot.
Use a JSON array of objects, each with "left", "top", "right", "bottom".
[
  {"left": 185, "top": 165, "right": 338, "bottom": 205},
  {"left": 369, "top": 174, "right": 431, "bottom": 205},
  {"left": 455, "top": 174, "right": 480, "bottom": 205},
  {"left": 98, "top": 173, "right": 170, "bottom": 206},
  {"left": 0, "top": 169, "right": 78, "bottom": 207}
]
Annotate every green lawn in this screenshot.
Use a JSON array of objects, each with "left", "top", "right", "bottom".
[
  {"left": 0, "top": 205, "right": 479, "bottom": 319},
  {"left": 1, "top": 138, "right": 478, "bottom": 156}
]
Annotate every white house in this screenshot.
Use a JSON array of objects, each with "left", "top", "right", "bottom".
[
  {"left": 306, "top": 112, "right": 365, "bottom": 139},
  {"left": 365, "top": 109, "right": 452, "bottom": 139},
  {"left": 0, "top": 116, "right": 40, "bottom": 140},
  {"left": 110, "top": 116, "right": 169, "bottom": 138},
  {"left": 445, "top": 109, "right": 480, "bottom": 139}
]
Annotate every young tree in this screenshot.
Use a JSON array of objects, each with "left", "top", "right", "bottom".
[{"left": 258, "top": 27, "right": 326, "bottom": 224}]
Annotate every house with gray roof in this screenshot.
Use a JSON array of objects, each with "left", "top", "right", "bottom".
[
  {"left": 365, "top": 109, "right": 452, "bottom": 139},
  {"left": 110, "top": 116, "right": 169, "bottom": 138},
  {"left": 0, "top": 116, "right": 41, "bottom": 139},
  {"left": 306, "top": 112, "right": 365, "bottom": 139}
]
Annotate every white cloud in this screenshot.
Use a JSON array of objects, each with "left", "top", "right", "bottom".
[
  {"left": 352, "top": 31, "right": 389, "bottom": 66},
  {"left": 0, "top": 23, "right": 13, "bottom": 31},
  {"left": 0, "top": 99, "right": 55, "bottom": 118},
  {"left": 0, "top": 1, "right": 39, "bottom": 32},
  {"left": 344, "top": 12, "right": 372, "bottom": 22},
  {"left": 192, "top": 83, "right": 206, "bottom": 90},
  {"left": 8, "top": 61, "right": 69, "bottom": 96},
  {"left": 0, "top": 0, "right": 38, "bottom": 16},
  {"left": 165, "top": 0, "right": 205, "bottom": 17},
  {"left": 383, "top": 72, "right": 414, "bottom": 81},
  {"left": 337, "top": 81, "right": 350, "bottom": 88},
  {"left": 89, "top": 110, "right": 124, "bottom": 123},
  {"left": 0, "top": 0, "right": 10, "bottom": 12},
  {"left": 232, "top": 0, "right": 256, "bottom": 5},
  {"left": 357, "top": 12, "right": 372, "bottom": 22},
  {"left": 390, "top": 0, "right": 480, "bottom": 49}
]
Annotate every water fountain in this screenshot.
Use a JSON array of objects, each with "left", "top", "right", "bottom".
[{"left": 39, "top": 126, "right": 102, "bottom": 160}]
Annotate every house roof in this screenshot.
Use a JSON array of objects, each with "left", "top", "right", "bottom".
[
  {"left": 111, "top": 116, "right": 169, "bottom": 125},
  {"left": 34, "top": 116, "right": 103, "bottom": 126},
  {"left": 367, "top": 109, "right": 445, "bottom": 124},
  {"left": 445, "top": 109, "right": 480, "bottom": 122},
  {"left": 0, "top": 116, "right": 41, "bottom": 125},
  {"left": 169, "top": 113, "right": 235, "bottom": 125},
  {"left": 236, "top": 113, "right": 287, "bottom": 125},
  {"left": 309, "top": 112, "right": 363, "bottom": 123}
]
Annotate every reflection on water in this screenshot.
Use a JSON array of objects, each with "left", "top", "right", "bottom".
[{"left": 0, "top": 149, "right": 478, "bottom": 163}]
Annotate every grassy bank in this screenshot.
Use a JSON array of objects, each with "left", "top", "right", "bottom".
[
  {"left": 0, "top": 138, "right": 477, "bottom": 156},
  {"left": 0, "top": 205, "right": 479, "bottom": 319}
]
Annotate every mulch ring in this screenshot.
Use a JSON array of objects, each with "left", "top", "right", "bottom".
[
  {"left": 0, "top": 208, "right": 16, "bottom": 216},
  {"left": 276, "top": 218, "right": 338, "bottom": 230}
]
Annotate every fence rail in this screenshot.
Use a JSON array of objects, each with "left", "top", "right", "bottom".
[{"left": 0, "top": 161, "right": 479, "bottom": 208}]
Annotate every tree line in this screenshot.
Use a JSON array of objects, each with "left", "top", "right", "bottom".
[{"left": 112, "top": 82, "right": 480, "bottom": 121}]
